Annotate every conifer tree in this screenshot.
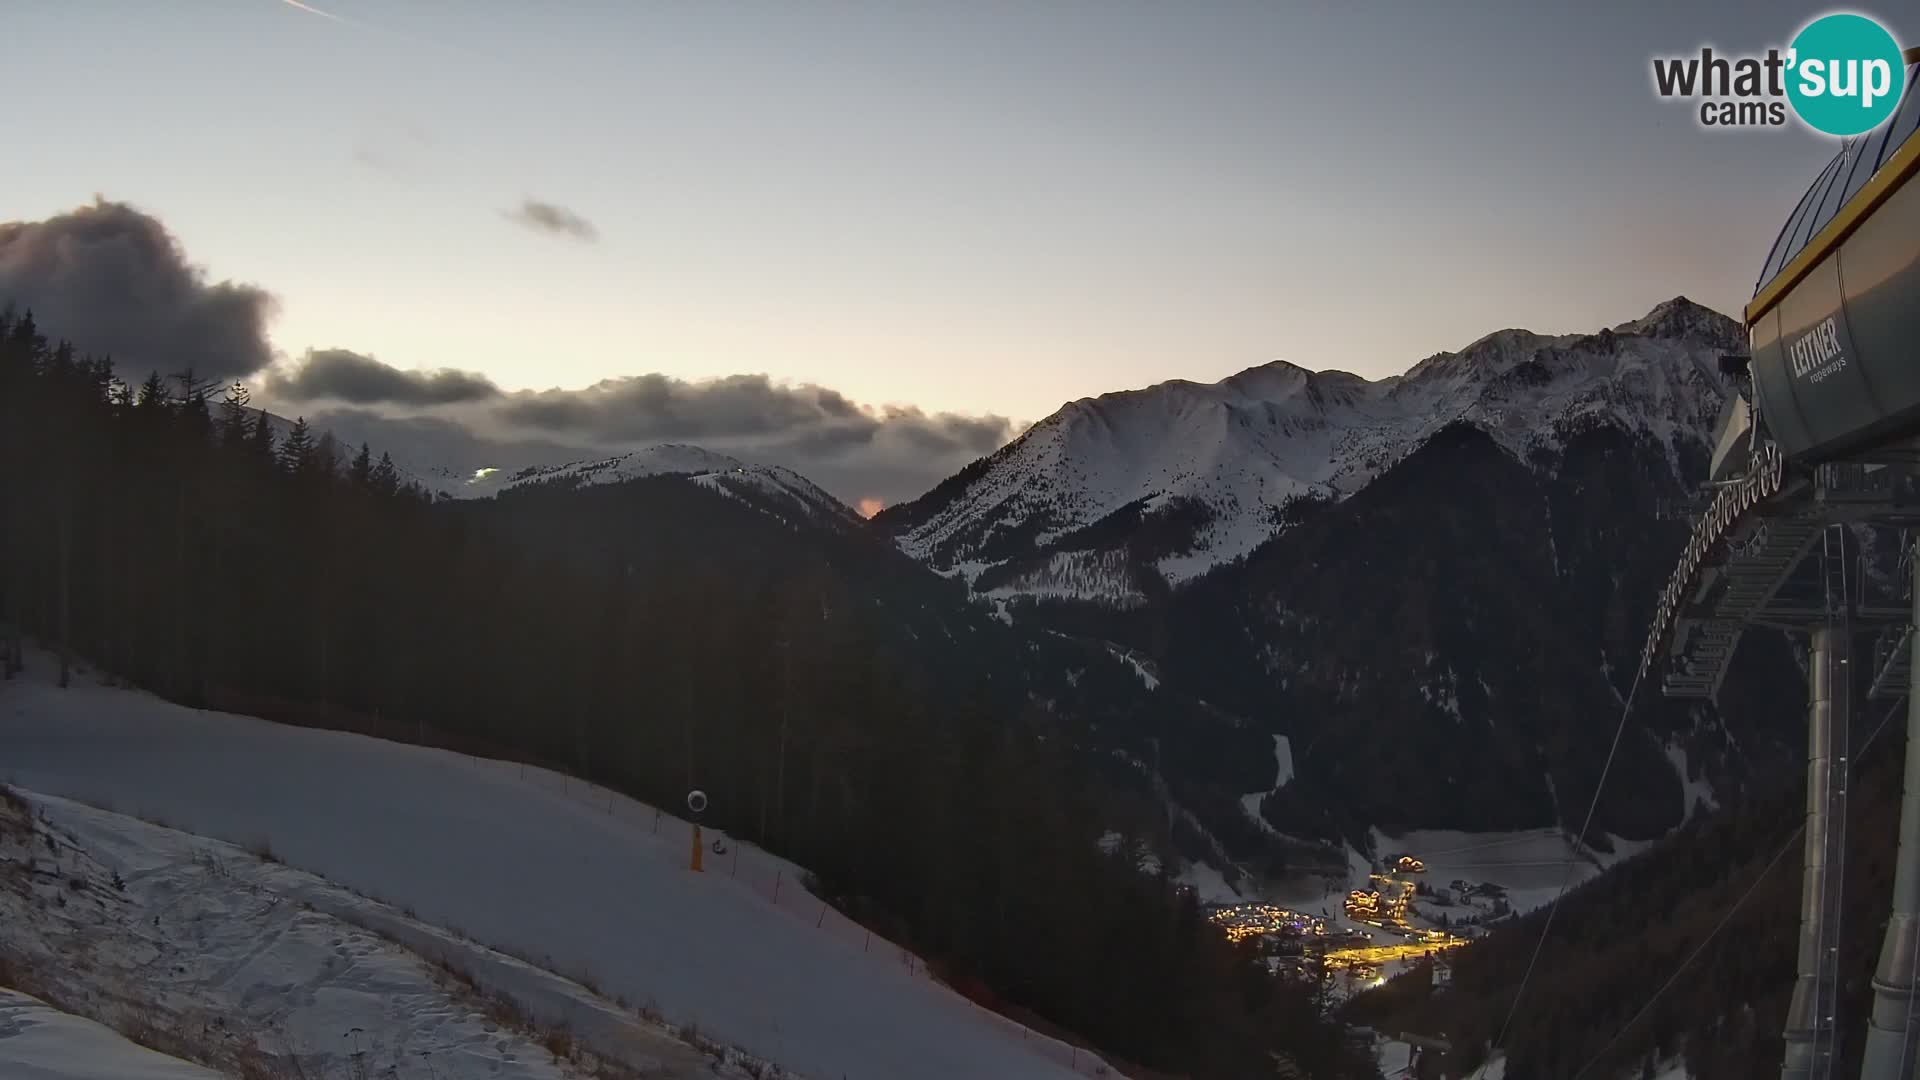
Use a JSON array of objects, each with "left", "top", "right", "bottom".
[
  {"left": 136, "top": 371, "right": 169, "bottom": 411},
  {"left": 314, "top": 431, "right": 341, "bottom": 480},
  {"left": 279, "top": 416, "right": 314, "bottom": 475},
  {"left": 249, "top": 406, "right": 276, "bottom": 461},
  {"left": 371, "top": 451, "right": 399, "bottom": 496},
  {"left": 219, "top": 382, "right": 252, "bottom": 447}
]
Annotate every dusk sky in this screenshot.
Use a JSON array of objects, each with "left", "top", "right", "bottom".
[{"left": 3, "top": 1, "right": 1893, "bottom": 505}]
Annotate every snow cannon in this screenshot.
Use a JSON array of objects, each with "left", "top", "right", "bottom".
[{"left": 686, "top": 789, "right": 708, "bottom": 872}]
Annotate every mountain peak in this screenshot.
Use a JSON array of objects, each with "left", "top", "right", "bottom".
[{"left": 1612, "top": 296, "right": 1741, "bottom": 345}]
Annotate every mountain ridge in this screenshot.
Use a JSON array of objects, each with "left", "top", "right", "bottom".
[{"left": 876, "top": 295, "right": 1742, "bottom": 607}]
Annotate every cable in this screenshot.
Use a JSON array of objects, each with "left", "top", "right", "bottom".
[
  {"left": 1470, "top": 656, "right": 1652, "bottom": 1078},
  {"left": 1415, "top": 830, "right": 1567, "bottom": 859},
  {"left": 1567, "top": 696, "right": 1907, "bottom": 1080}
]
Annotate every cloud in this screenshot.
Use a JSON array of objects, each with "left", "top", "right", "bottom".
[
  {"left": 254, "top": 350, "right": 1019, "bottom": 504},
  {"left": 266, "top": 348, "right": 502, "bottom": 406},
  {"left": 495, "top": 373, "right": 864, "bottom": 442},
  {"left": 502, "top": 199, "right": 599, "bottom": 242},
  {"left": 7, "top": 197, "right": 1011, "bottom": 506},
  {"left": 489, "top": 373, "right": 1016, "bottom": 482},
  {"left": 0, "top": 198, "right": 277, "bottom": 380}
]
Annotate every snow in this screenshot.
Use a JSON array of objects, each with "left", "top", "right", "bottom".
[
  {"left": 0, "top": 990, "right": 225, "bottom": 1080},
  {"left": 1371, "top": 827, "right": 1652, "bottom": 919},
  {"left": 0, "top": 792, "right": 731, "bottom": 1080},
  {"left": 429, "top": 444, "right": 860, "bottom": 529},
  {"left": 1238, "top": 736, "right": 1293, "bottom": 833},
  {"left": 1375, "top": 1037, "right": 1413, "bottom": 1077},
  {"left": 1270, "top": 734, "right": 1294, "bottom": 788},
  {"left": 1106, "top": 645, "right": 1161, "bottom": 690},
  {"left": 1666, "top": 742, "right": 1718, "bottom": 821},
  {"left": 1173, "top": 859, "right": 1242, "bottom": 904},
  {"left": 890, "top": 299, "right": 1731, "bottom": 601},
  {"left": 981, "top": 550, "right": 1147, "bottom": 608},
  {"left": 0, "top": 659, "right": 1110, "bottom": 1080}
]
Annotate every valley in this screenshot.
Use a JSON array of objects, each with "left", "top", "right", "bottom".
[{"left": 0, "top": 293, "right": 1863, "bottom": 1079}]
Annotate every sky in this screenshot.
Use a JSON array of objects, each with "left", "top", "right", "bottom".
[{"left": 0, "top": 0, "right": 1893, "bottom": 506}]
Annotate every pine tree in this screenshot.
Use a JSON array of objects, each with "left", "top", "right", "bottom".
[
  {"left": 136, "top": 371, "right": 169, "bottom": 411},
  {"left": 279, "top": 417, "right": 314, "bottom": 475},
  {"left": 219, "top": 382, "right": 252, "bottom": 447},
  {"left": 313, "top": 431, "right": 340, "bottom": 480},
  {"left": 371, "top": 452, "right": 399, "bottom": 496},
  {"left": 350, "top": 443, "right": 373, "bottom": 489},
  {"left": 249, "top": 406, "right": 276, "bottom": 461},
  {"left": 174, "top": 368, "right": 213, "bottom": 442}
]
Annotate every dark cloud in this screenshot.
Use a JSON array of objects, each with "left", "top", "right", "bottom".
[
  {"left": 502, "top": 199, "right": 598, "bottom": 242},
  {"left": 266, "top": 348, "right": 502, "bottom": 406},
  {"left": 260, "top": 356, "right": 1019, "bottom": 504},
  {"left": 301, "top": 407, "right": 590, "bottom": 479},
  {"left": 496, "top": 373, "right": 865, "bottom": 441},
  {"left": 492, "top": 373, "right": 1015, "bottom": 478},
  {"left": 307, "top": 400, "right": 1016, "bottom": 508},
  {"left": 0, "top": 198, "right": 276, "bottom": 379},
  {"left": 875, "top": 406, "right": 1012, "bottom": 457}
]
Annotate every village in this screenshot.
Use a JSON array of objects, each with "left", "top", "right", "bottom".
[{"left": 1204, "top": 851, "right": 1518, "bottom": 992}]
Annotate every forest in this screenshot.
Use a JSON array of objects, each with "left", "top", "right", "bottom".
[{"left": 0, "top": 308, "right": 1377, "bottom": 1079}]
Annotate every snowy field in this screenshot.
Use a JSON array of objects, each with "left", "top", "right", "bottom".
[
  {"left": 0, "top": 989, "right": 225, "bottom": 1080},
  {"left": 0, "top": 788, "right": 740, "bottom": 1079},
  {"left": 0, "top": 657, "right": 1108, "bottom": 1080},
  {"left": 1371, "top": 827, "right": 1654, "bottom": 917}
]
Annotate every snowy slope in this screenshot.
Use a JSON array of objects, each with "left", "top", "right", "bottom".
[
  {"left": 0, "top": 659, "right": 1108, "bottom": 1080},
  {"left": 0, "top": 790, "right": 745, "bottom": 1080},
  {"left": 429, "top": 444, "right": 861, "bottom": 530},
  {"left": 0, "top": 990, "right": 225, "bottom": 1080},
  {"left": 262, "top": 417, "right": 864, "bottom": 533},
  {"left": 883, "top": 298, "right": 1736, "bottom": 600}
]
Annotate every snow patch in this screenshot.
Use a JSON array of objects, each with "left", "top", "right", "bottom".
[
  {"left": 1369, "top": 827, "right": 1650, "bottom": 919},
  {"left": 1174, "top": 860, "right": 1242, "bottom": 904},
  {"left": 1238, "top": 736, "right": 1294, "bottom": 834},
  {"left": 0, "top": 990, "right": 224, "bottom": 1080},
  {"left": 1666, "top": 742, "right": 1719, "bottom": 821}
]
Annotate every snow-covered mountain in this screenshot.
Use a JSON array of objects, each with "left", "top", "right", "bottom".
[
  {"left": 411, "top": 444, "right": 863, "bottom": 532},
  {"left": 880, "top": 297, "right": 1739, "bottom": 606}
]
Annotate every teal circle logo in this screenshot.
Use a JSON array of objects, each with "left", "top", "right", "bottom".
[{"left": 1786, "top": 13, "right": 1906, "bottom": 136}]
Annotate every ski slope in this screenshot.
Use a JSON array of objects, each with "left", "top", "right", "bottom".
[
  {"left": 0, "top": 660, "right": 1106, "bottom": 1080},
  {"left": 0, "top": 789, "right": 734, "bottom": 1080},
  {"left": 0, "top": 990, "right": 224, "bottom": 1080}
]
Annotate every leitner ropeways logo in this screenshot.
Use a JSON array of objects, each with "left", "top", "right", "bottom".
[{"left": 1652, "top": 11, "right": 1906, "bottom": 135}]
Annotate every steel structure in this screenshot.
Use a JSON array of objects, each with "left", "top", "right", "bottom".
[{"left": 1642, "top": 54, "right": 1920, "bottom": 1080}]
